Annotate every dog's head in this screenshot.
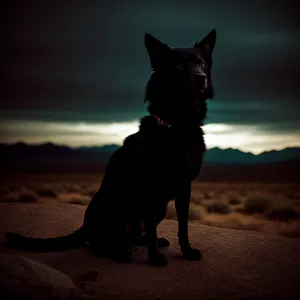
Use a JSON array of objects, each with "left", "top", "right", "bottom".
[{"left": 144, "top": 29, "right": 216, "bottom": 126}]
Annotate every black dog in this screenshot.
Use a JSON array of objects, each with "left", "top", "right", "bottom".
[{"left": 6, "top": 29, "right": 216, "bottom": 267}]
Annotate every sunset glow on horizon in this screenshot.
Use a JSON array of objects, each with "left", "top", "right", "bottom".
[{"left": 1, "top": 119, "right": 299, "bottom": 155}]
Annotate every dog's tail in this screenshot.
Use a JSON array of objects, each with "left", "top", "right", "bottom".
[{"left": 5, "top": 226, "right": 87, "bottom": 252}]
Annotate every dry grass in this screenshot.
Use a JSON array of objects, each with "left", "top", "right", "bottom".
[
  {"left": 165, "top": 201, "right": 206, "bottom": 221},
  {"left": 227, "top": 193, "right": 241, "bottom": 205},
  {"left": 32, "top": 185, "right": 60, "bottom": 198},
  {"left": 67, "top": 196, "right": 91, "bottom": 206},
  {"left": 5, "top": 185, "right": 23, "bottom": 193},
  {"left": 265, "top": 202, "right": 300, "bottom": 220},
  {"left": 243, "top": 195, "right": 271, "bottom": 213},
  {"left": 65, "top": 184, "right": 85, "bottom": 194},
  {"left": 1, "top": 176, "right": 300, "bottom": 238},
  {"left": 2, "top": 193, "right": 19, "bottom": 203},
  {"left": 81, "top": 185, "right": 98, "bottom": 197},
  {"left": 204, "top": 201, "right": 230, "bottom": 214},
  {"left": 18, "top": 190, "right": 39, "bottom": 203}
]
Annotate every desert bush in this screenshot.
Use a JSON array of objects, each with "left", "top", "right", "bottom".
[
  {"left": 66, "top": 184, "right": 83, "bottom": 193},
  {"left": 165, "top": 201, "right": 205, "bottom": 221},
  {"left": 49, "top": 184, "right": 65, "bottom": 193},
  {"left": 265, "top": 203, "right": 300, "bottom": 220},
  {"left": 288, "top": 192, "right": 300, "bottom": 200},
  {"left": 7, "top": 185, "right": 22, "bottom": 192},
  {"left": 191, "top": 195, "right": 204, "bottom": 205},
  {"left": 1, "top": 193, "right": 19, "bottom": 202},
  {"left": 0, "top": 186, "right": 9, "bottom": 196},
  {"left": 234, "top": 206, "right": 245, "bottom": 213},
  {"left": 227, "top": 194, "right": 241, "bottom": 205},
  {"left": 18, "top": 190, "right": 39, "bottom": 202},
  {"left": 243, "top": 195, "right": 271, "bottom": 214},
  {"left": 68, "top": 196, "right": 90, "bottom": 206},
  {"left": 205, "top": 201, "right": 230, "bottom": 214},
  {"left": 165, "top": 203, "right": 178, "bottom": 220},
  {"left": 189, "top": 203, "right": 206, "bottom": 220},
  {"left": 239, "top": 188, "right": 247, "bottom": 197},
  {"left": 33, "top": 186, "right": 59, "bottom": 198},
  {"left": 203, "top": 191, "right": 215, "bottom": 199},
  {"left": 82, "top": 187, "right": 98, "bottom": 197}
]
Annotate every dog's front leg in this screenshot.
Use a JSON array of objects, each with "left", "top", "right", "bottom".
[
  {"left": 175, "top": 182, "right": 202, "bottom": 261},
  {"left": 144, "top": 200, "right": 168, "bottom": 267}
]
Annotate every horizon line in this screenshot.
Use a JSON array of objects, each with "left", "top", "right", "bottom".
[{"left": 2, "top": 140, "right": 300, "bottom": 156}]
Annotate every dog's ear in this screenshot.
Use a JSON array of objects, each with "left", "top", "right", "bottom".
[
  {"left": 145, "top": 33, "right": 171, "bottom": 69},
  {"left": 194, "top": 29, "right": 216, "bottom": 57}
]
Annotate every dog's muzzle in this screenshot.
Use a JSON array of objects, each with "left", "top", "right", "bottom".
[
  {"left": 193, "top": 73, "right": 208, "bottom": 104},
  {"left": 193, "top": 73, "right": 207, "bottom": 92},
  {"left": 193, "top": 74, "right": 206, "bottom": 87}
]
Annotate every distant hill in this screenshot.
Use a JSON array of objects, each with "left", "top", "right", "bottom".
[
  {"left": 0, "top": 142, "right": 300, "bottom": 171},
  {"left": 205, "top": 147, "right": 300, "bottom": 164}
]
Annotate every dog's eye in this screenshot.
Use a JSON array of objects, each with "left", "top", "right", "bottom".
[
  {"left": 200, "top": 62, "right": 206, "bottom": 69},
  {"left": 176, "top": 63, "right": 185, "bottom": 70}
]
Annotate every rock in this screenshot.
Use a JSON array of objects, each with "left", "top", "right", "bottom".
[{"left": 0, "top": 254, "right": 77, "bottom": 300}]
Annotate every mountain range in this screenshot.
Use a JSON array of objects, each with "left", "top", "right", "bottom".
[{"left": 1, "top": 142, "right": 300, "bottom": 169}]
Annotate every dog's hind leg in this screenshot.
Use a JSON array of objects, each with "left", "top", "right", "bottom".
[
  {"left": 88, "top": 218, "right": 134, "bottom": 264},
  {"left": 136, "top": 202, "right": 170, "bottom": 248},
  {"left": 144, "top": 200, "right": 169, "bottom": 267}
]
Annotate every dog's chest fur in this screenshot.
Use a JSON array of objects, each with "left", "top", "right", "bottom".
[
  {"left": 152, "top": 129, "right": 204, "bottom": 180},
  {"left": 125, "top": 116, "right": 206, "bottom": 188}
]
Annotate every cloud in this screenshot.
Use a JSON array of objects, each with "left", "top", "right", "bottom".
[{"left": 1, "top": 0, "right": 299, "bottom": 150}]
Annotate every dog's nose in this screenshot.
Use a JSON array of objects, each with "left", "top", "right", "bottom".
[{"left": 193, "top": 74, "right": 206, "bottom": 86}]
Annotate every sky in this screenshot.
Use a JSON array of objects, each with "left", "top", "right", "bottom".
[{"left": 1, "top": 0, "right": 299, "bottom": 154}]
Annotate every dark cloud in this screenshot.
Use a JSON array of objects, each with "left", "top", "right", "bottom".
[{"left": 1, "top": 0, "right": 299, "bottom": 135}]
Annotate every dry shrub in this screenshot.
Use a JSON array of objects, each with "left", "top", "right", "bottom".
[
  {"left": 205, "top": 201, "right": 230, "bottom": 214},
  {"left": 289, "top": 192, "right": 300, "bottom": 200},
  {"left": 68, "top": 196, "right": 90, "bottom": 206},
  {"left": 7, "top": 185, "right": 22, "bottom": 192},
  {"left": 233, "top": 205, "right": 245, "bottom": 213},
  {"left": 243, "top": 195, "right": 271, "bottom": 214},
  {"left": 189, "top": 203, "right": 206, "bottom": 220},
  {"left": 0, "top": 186, "right": 10, "bottom": 196},
  {"left": 227, "top": 194, "right": 241, "bottom": 205},
  {"left": 239, "top": 188, "right": 247, "bottom": 197},
  {"left": 203, "top": 191, "right": 215, "bottom": 199},
  {"left": 18, "top": 190, "right": 39, "bottom": 202},
  {"left": 82, "top": 187, "right": 98, "bottom": 197},
  {"left": 1, "top": 193, "right": 19, "bottom": 202},
  {"left": 265, "top": 203, "right": 300, "bottom": 220},
  {"left": 33, "top": 186, "right": 59, "bottom": 198},
  {"left": 165, "top": 201, "right": 205, "bottom": 221},
  {"left": 48, "top": 184, "right": 66, "bottom": 193},
  {"left": 66, "top": 184, "right": 83, "bottom": 194},
  {"left": 191, "top": 195, "right": 204, "bottom": 205},
  {"left": 165, "top": 202, "right": 178, "bottom": 220}
]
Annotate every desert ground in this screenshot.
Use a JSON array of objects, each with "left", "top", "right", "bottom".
[{"left": 0, "top": 172, "right": 300, "bottom": 299}]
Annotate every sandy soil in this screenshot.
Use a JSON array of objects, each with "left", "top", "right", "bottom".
[{"left": 0, "top": 202, "right": 300, "bottom": 300}]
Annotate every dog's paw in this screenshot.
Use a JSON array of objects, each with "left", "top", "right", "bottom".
[
  {"left": 182, "top": 248, "right": 202, "bottom": 261},
  {"left": 136, "top": 235, "right": 170, "bottom": 248},
  {"left": 148, "top": 252, "right": 168, "bottom": 267},
  {"left": 157, "top": 238, "right": 170, "bottom": 248},
  {"left": 114, "top": 249, "right": 134, "bottom": 264}
]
